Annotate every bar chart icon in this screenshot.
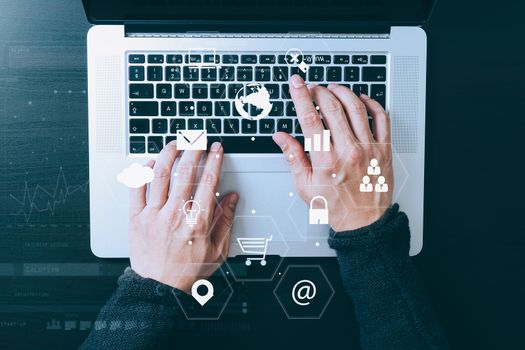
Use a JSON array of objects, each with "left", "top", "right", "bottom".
[{"left": 304, "top": 130, "right": 331, "bottom": 152}]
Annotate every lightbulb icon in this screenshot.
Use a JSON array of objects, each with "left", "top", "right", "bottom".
[{"left": 182, "top": 199, "right": 201, "bottom": 227}]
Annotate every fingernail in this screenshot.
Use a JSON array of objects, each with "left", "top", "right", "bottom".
[
  {"left": 290, "top": 74, "right": 304, "bottom": 89},
  {"left": 228, "top": 193, "right": 239, "bottom": 209},
  {"left": 211, "top": 142, "right": 221, "bottom": 151},
  {"left": 360, "top": 93, "right": 370, "bottom": 100},
  {"left": 327, "top": 84, "right": 338, "bottom": 90}
]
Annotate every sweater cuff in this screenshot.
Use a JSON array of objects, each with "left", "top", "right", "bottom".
[{"left": 328, "top": 203, "right": 409, "bottom": 250}]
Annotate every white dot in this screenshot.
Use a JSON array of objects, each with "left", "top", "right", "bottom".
[
  {"left": 289, "top": 154, "right": 294, "bottom": 159},
  {"left": 173, "top": 172, "right": 178, "bottom": 177},
  {"left": 215, "top": 154, "right": 220, "bottom": 158},
  {"left": 251, "top": 137, "right": 255, "bottom": 141},
  {"left": 82, "top": 90, "right": 86, "bottom": 94},
  {"left": 226, "top": 271, "right": 229, "bottom": 274},
  {"left": 289, "top": 192, "right": 293, "bottom": 197},
  {"left": 53, "top": 90, "right": 58, "bottom": 94},
  {"left": 315, "top": 242, "right": 320, "bottom": 247},
  {"left": 188, "top": 240, "right": 193, "bottom": 245},
  {"left": 28, "top": 101, "right": 32, "bottom": 105},
  {"left": 251, "top": 209, "right": 256, "bottom": 214},
  {"left": 332, "top": 173, "right": 336, "bottom": 178},
  {"left": 68, "top": 90, "right": 72, "bottom": 94},
  {"left": 315, "top": 106, "right": 320, "bottom": 110},
  {"left": 190, "top": 106, "right": 194, "bottom": 110},
  {"left": 215, "top": 192, "right": 220, "bottom": 197}
]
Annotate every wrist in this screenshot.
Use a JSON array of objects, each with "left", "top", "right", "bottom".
[{"left": 331, "top": 207, "right": 388, "bottom": 232}]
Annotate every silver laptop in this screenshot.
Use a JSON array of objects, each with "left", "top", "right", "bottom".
[{"left": 84, "top": 0, "right": 431, "bottom": 258}]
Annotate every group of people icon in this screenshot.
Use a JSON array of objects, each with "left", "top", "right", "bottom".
[{"left": 359, "top": 159, "right": 389, "bottom": 193}]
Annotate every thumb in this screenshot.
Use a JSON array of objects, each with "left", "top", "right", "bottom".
[
  {"left": 211, "top": 192, "right": 239, "bottom": 255},
  {"left": 272, "top": 132, "right": 311, "bottom": 187}
]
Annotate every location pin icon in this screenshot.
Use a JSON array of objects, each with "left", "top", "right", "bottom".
[{"left": 191, "top": 279, "right": 214, "bottom": 306}]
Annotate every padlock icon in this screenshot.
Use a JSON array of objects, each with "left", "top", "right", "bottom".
[{"left": 309, "top": 196, "right": 329, "bottom": 225}]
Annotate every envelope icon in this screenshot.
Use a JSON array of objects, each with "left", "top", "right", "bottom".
[{"left": 176, "top": 130, "right": 207, "bottom": 150}]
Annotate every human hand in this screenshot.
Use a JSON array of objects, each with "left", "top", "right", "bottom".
[
  {"left": 273, "top": 75, "right": 393, "bottom": 231},
  {"left": 128, "top": 142, "right": 238, "bottom": 293}
]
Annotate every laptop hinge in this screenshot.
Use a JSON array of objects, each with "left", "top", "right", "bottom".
[{"left": 124, "top": 21, "right": 391, "bottom": 37}]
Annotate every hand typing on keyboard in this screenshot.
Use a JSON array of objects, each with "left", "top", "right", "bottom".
[
  {"left": 273, "top": 75, "right": 393, "bottom": 231},
  {"left": 127, "top": 141, "right": 238, "bottom": 292}
]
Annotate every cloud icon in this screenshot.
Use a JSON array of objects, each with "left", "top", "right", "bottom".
[{"left": 117, "top": 163, "right": 154, "bottom": 188}]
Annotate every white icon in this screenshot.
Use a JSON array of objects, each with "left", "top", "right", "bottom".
[
  {"left": 234, "top": 83, "right": 273, "bottom": 120},
  {"left": 359, "top": 176, "right": 373, "bottom": 192},
  {"left": 182, "top": 198, "right": 202, "bottom": 227},
  {"left": 191, "top": 279, "right": 214, "bottom": 306},
  {"left": 304, "top": 130, "right": 331, "bottom": 152},
  {"left": 64, "top": 320, "right": 77, "bottom": 331},
  {"left": 367, "top": 158, "right": 381, "bottom": 175},
  {"left": 186, "top": 48, "right": 221, "bottom": 69},
  {"left": 176, "top": 129, "right": 207, "bottom": 150},
  {"left": 46, "top": 319, "right": 62, "bottom": 330},
  {"left": 117, "top": 163, "right": 154, "bottom": 188},
  {"left": 292, "top": 280, "right": 317, "bottom": 306},
  {"left": 237, "top": 235, "right": 273, "bottom": 266},
  {"left": 285, "top": 48, "right": 310, "bottom": 73},
  {"left": 309, "top": 196, "right": 329, "bottom": 225},
  {"left": 375, "top": 176, "right": 389, "bottom": 192}
]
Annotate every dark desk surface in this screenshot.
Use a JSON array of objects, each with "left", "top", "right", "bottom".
[{"left": 1, "top": 0, "right": 524, "bottom": 348}]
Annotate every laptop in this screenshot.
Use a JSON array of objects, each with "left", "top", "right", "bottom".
[{"left": 84, "top": 0, "right": 432, "bottom": 258}]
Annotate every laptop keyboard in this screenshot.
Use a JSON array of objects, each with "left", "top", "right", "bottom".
[{"left": 127, "top": 52, "right": 388, "bottom": 154}]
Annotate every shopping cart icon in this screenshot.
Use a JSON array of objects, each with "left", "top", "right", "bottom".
[{"left": 236, "top": 235, "right": 273, "bottom": 266}]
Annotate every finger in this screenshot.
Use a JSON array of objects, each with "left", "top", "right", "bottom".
[
  {"left": 129, "top": 159, "right": 155, "bottom": 217},
  {"left": 211, "top": 192, "right": 239, "bottom": 255},
  {"left": 327, "top": 84, "right": 373, "bottom": 143},
  {"left": 360, "top": 94, "right": 391, "bottom": 144},
  {"left": 193, "top": 142, "right": 224, "bottom": 220},
  {"left": 148, "top": 142, "right": 180, "bottom": 208},
  {"left": 289, "top": 75, "right": 325, "bottom": 139},
  {"left": 165, "top": 148, "right": 205, "bottom": 210},
  {"left": 272, "top": 132, "right": 311, "bottom": 186},
  {"left": 308, "top": 85, "right": 357, "bottom": 149}
]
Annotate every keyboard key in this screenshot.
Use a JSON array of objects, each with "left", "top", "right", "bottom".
[
  {"left": 362, "top": 67, "right": 386, "bottom": 81},
  {"left": 196, "top": 101, "right": 212, "bottom": 116},
  {"left": 334, "top": 55, "right": 350, "bottom": 64},
  {"left": 222, "top": 55, "right": 239, "bottom": 64},
  {"left": 167, "top": 54, "right": 183, "bottom": 63},
  {"left": 179, "top": 101, "right": 195, "bottom": 116},
  {"left": 152, "top": 119, "right": 168, "bottom": 133},
  {"left": 129, "top": 54, "right": 145, "bottom": 63},
  {"left": 129, "top": 84, "right": 153, "bottom": 98},
  {"left": 371, "top": 55, "right": 387, "bottom": 64},
  {"left": 187, "top": 54, "right": 201, "bottom": 63},
  {"left": 148, "top": 136, "right": 163, "bottom": 153},
  {"left": 277, "top": 55, "right": 287, "bottom": 64},
  {"left": 241, "top": 55, "right": 257, "bottom": 64},
  {"left": 130, "top": 102, "right": 158, "bottom": 116},
  {"left": 371, "top": 84, "right": 386, "bottom": 108},
  {"left": 352, "top": 84, "right": 368, "bottom": 96},
  {"left": 281, "top": 84, "right": 290, "bottom": 99},
  {"left": 147, "top": 66, "right": 163, "bottom": 81},
  {"left": 165, "top": 66, "right": 181, "bottom": 81},
  {"left": 228, "top": 84, "right": 244, "bottom": 99},
  {"left": 201, "top": 67, "right": 217, "bottom": 81},
  {"left": 241, "top": 119, "right": 257, "bottom": 133},
  {"left": 161, "top": 101, "right": 176, "bottom": 116},
  {"left": 302, "top": 55, "right": 313, "bottom": 64},
  {"left": 290, "top": 67, "right": 306, "bottom": 80},
  {"left": 129, "top": 66, "right": 144, "bottom": 81},
  {"left": 255, "top": 66, "right": 271, "bottom": 81},
  {"left": 206, "top": 136, "right": 281, "bottom": 153},
  {"left": 156, "top": 84, "right": 172, "bottom": 99},
  {"left": 183, "top": 67, "right": 199, "bottom": 81},
  {"left": 188, "top": 119, "right": 204, "bottom": 130},
  {"left": 286, "top": 102, "right": 296, "bottom": 116},
  {"left": 203, "top": 54, "right": 220, "bottom": 63},
  {"left": 130, "top": 136, "right": 146, "bottom": 153},
  {"left": 352, "top": 55, "right": 368, "bottom": 64},
  {"left": 206, "top": 119, "right": 222, "bottom": 134},
  {"left": 308, "top": 67, "right": 324, "bottom": 81},
  {"left": 265, "top": 84, "right": 279, "bottom": 99},
  {"left": 273, "top": 66, "right": 288, "bottom": 81},
  {"left": 314, "top": 55, "right": 331, "bottom": 64},
  {"left": 219, "top": 66, "right": 235, "bottom": 81},
  {"left": 260, "top": 55, "right": 276, "bottom": 64},
  {"left": 148, "top": 55, "right": 164, "bottom": 64},
  {"left": 232, "top": 101, "right": 241, "bottom": 116},
  {"left": 259, "top": 119, "right": 275, "bottom": 134},
  {"left": 165, "top": 136, "right": 177, "bottom": 145},
  {"left": 192, "top": 84, "right": 208, "bottom": 99},
  {"left": 174, "top": 84, "right": 190, "bottom": 98},
  {"left": 277, "top": 119, "right": 293, "bottom": 133},
  {"left": 326, "top": 67, "right": 342, "bottom": 81},
  {"left": 209, "top": 84, "right": 226, "bottom": 99},
  {"left": 294, "top": 119, "right": 303, "bottom": 134},
  {"left": 170, "top": 119, "right": 186, "bottom": 133},
  {"left": 129, "top": 119, "right": 150, "bottom": 133},
  {"left": 237, "top": 67, "right": 253, "bottom": 81},
  {"left": 344, "top": 67, "right": 360, "bottom": 81},
  {"left": 269, "top": 101, "right": 284, "bottom": 116},
  {"left": 224, "top": 119, "right": 240, "bottom": 134},
  {"left": 215, "top": 101, "right": 230, "bottom": 116}
]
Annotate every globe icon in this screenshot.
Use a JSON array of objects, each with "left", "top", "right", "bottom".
[{"left": 234, "top": 83, "right": 273, "bottom": 121}]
